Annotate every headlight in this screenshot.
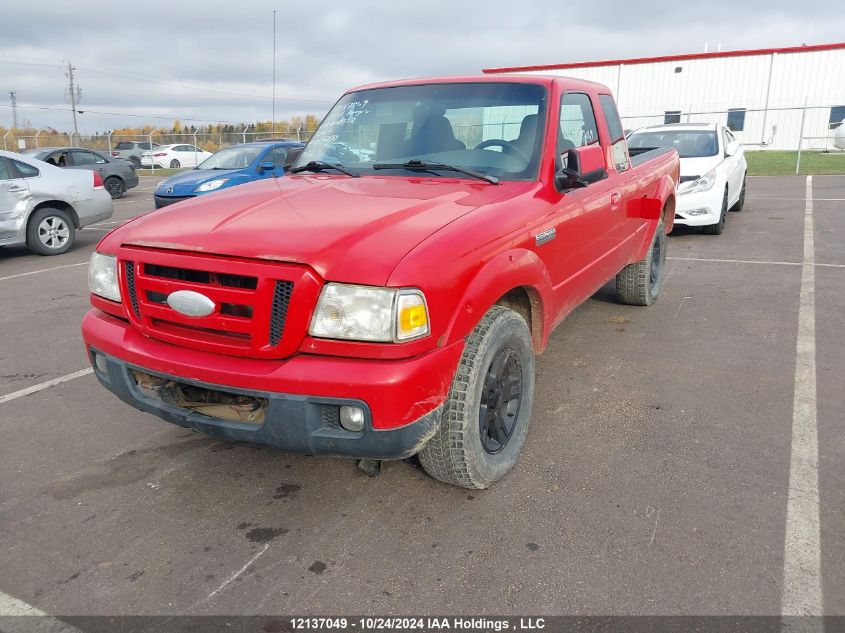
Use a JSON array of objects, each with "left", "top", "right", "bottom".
[
  {"left": 194, "top": 178, "right": 229, "bottom": 192},
  {"left": 309, "top": 284, "right": 430, "bottom": 342},
  {"left": 679, "top": 168, "right": 717, "bottom": 195},
  {"left": 88, "top": 252, "right": 120, "bottom": 302}
]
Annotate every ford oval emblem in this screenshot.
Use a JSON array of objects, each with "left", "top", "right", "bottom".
[{"left": 166, "top": 290, "right": 216, "bottom": 317}]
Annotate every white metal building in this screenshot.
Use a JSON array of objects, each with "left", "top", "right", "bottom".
[{"left": 484, "top": 42, "right": 845, "bottom": 151}]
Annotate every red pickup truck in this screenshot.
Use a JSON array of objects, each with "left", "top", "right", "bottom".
[{"left": 82, "top": 75, "right": 678, "bottom": 489}]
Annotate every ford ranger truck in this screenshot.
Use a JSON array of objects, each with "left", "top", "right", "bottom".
[{"left": 82, "top": 76, "right": 679, "bottom": 489}]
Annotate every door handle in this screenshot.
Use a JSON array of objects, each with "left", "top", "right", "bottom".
[
  {"left": 611, "top": 193, "right": 621, "bottom": 205},
  {"left": 8, "top": 185, "right": 26, "bottom": 192}
]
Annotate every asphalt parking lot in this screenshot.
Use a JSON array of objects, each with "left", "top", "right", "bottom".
[{"left": 0, "top": 175, "right": 843, "bottom": 618}]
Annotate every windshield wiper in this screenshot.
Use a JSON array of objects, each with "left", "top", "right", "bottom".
[
  {"left": 371, "top": 159, "right": 499, "bottom": 184},
  {"left": 289, "top": 161, "right": 359, "bottom": 177}
]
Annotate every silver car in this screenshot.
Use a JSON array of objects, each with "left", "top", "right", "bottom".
[{"left": 0, "top": 150, "right": 113, "bottom": 256}]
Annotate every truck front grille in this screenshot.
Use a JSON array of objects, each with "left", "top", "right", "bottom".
[{"left": 118, "top": 247, "right": 321, "bottom": 359}]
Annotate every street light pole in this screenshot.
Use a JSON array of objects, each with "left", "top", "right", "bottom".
[{"left": 272, "top": 10, "right": 277, "bottom": 137}]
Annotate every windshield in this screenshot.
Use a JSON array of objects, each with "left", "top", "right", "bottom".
[
  {"left": 627, "top": 130, "right": 718, "bottom": 158},
  {"left": 295, "top": 82, "right": 548, "bottom": 181},
  {"left": 197, "top": 146, "right": 263, "bottom": 170},
  {"left": 115, "top": 142, "right": 134, "bottom": 149}
]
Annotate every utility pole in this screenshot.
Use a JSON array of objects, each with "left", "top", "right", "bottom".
[
  {"left": 9, "top": 91, "right": 19, "bottom": 129},
  {"left": 65, "top": 61, "right": 81, "bottom": 138}
]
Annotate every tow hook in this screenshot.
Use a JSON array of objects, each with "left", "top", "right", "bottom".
[{"left": 357, "top": 458, "right": 382, "bottom": 477}]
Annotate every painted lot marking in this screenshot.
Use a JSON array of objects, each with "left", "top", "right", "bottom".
[
  {"left": 0, "top": 368, "right": 93, "bottom": 405},
  {"left": 0, "top": 262, "right": 87, "bottom": 282},
  {"left": 781, "top": 175, "right": 822, "bottom": 617},
  {"left": 0, "top": 590, "right": 83, "bottom": 632},
  {"left": 667, "top": 256, "right": 845, "bottom": 269}
]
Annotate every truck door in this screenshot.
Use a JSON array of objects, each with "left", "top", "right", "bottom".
[
  {"left": 544, "top": 92, "right": 625, "bottom": 316},
  {"left": 597, "top": 94, "right": 638, "bottom": 262}
]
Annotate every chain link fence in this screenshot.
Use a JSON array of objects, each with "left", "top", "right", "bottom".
[
  {"left": 3, "top": 104, "right": 843, "bottom": 175},
  {"left": 1, "top": 127, "right": 319, "bottom": 173}
]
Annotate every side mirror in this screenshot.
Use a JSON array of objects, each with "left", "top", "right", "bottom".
[
  {"left": 258, "top": 161, "right": 275, "bottom": 172},
  {"left": 556, "top": 144, "right": 608, "bottom": 190},
  {"left": 725, "top": 141, "right": 740, "bottom": 156},
  {"left": 284, "top": 147, "right": 304, "bottom": 170}
]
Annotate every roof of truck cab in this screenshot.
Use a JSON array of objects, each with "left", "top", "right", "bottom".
[{"left": 346, "top": 74, "right": 607, "bottom": 93}]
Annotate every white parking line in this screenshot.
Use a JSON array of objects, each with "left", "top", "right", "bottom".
[
  {"left": 0, "top": 590, "right": 83, "bottom": 631},
  {"left": 781, "top": 175, "right": 822, "bottom": 617},
  {"left": 0, "top": 262, "right": 87, "bottom": 282},
  {"left": 667, "top": 256, "right": 845, "bottom": 269},
  {"left": 0, "top": 368, "right": 93, "bottom": 405}
]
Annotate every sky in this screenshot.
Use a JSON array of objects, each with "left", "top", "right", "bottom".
[{"left": 1, "top": 0, "right": 844, "bottom": 133}]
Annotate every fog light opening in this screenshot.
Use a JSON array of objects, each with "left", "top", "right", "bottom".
[
  {"left": 339, "top": 405, "right": 365, "bottom": 432},
  {"left": 93, "top": 352, "right": 108, "bottom": 374}
]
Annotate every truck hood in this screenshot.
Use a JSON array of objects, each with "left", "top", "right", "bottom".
[{"left": 108, "top": 174, "right": 521, "bottom": 285}]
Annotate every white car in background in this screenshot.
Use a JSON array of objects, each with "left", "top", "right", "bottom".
[
  {"left": 627, "top": 123, "right": 747, "bottom": 235},
  {"left": 140, "top": 144, "right": 212, "bottom": 169},
  {"left": 0, "top": 150, "right": 113, "bottom": 255}
]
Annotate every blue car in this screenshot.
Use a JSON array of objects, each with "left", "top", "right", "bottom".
[{"left": 153, "top": 140, "right": 304, "bottom": 208}]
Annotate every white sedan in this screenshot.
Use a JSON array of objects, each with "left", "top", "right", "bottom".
[
  {"left": 140, "top": 144, "right": 212, "bottom": 169},
  {"left": 627, "top": 123, "right": 747, "bottom": 235}
]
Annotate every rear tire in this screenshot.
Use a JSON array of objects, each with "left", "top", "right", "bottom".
[
  {"left": 169, "top": 159, "right": 181, "bottom": 169},
  {"left": 419, "top": 306, "right": 535, "bottom": 489},
  {"left": 104, "top": 176, "right": 125, "bottom": 199},
  {"left": 702, "top": 188, "right": 728, "bottom": 235},
  {"left": 730, "top": 175, "right": 746, "bottom": 212},
  {"left": 616, "top": 219, "right": 666, "bottom": 306},
  {"left": 26, "top": 207, "right": 75, "bottom": 256}
]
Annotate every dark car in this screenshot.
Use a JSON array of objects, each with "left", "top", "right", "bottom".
[
  {"left": 153, "top": 140, "right": 304, "bottom": 208},
  {"left": 23, "top": 147, "right": 139, "bottom": 199}
]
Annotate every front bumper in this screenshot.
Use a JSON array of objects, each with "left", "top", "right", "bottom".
[
  {"left": 82, "top": 310, "right": 463, "bottom": 458},
  {"left": 154, "top": 194, "right": 193, "bottom": 208},
  {"left": 674, "top": 187, "right": 723, "bottom": 227}
]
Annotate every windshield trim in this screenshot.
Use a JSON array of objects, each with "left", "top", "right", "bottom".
[{"left": 293, "top": 81, "right": 549, "bottom": 182}]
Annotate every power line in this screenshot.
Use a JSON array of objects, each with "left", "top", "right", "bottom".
[
  {"left": 0, "top": 102, "right": 249, "bottom": 125},
  {"left": 0, "top": 56, "right": 334, "bottom": 104}
]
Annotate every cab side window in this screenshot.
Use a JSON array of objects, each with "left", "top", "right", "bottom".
[
  {"left": 598, "top": 94, "right": 629, "bottom": 173},
  {"left": 559, "top": 92, "right": 599, "bottom": 157}
]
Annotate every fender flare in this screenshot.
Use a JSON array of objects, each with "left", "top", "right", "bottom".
[{"left": 443, "top": 248, "right": 554, "bottom": 353}]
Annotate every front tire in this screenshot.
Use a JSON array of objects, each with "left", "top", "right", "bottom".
[
  {"left": 169, "top": 159, "right": 181, "bottom": 169},
  {"left": 26, "top": 208, "right": 75, "bottom": 256},
  {"left": 616, "top": 219, "right": 666, "bottom": 306},
  {"left": 419, "top": 306, "right": 535, "bottom": 489},
  {"left": 104, "top": 176, "right": 125, "bottom": 199},
  {"left": 702, "top": 188, "right": 728, "bottom": 235},
  {"left": 731, "top": 175, "right": 746, "bottom": 212}
]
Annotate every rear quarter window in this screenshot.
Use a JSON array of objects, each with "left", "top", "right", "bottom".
[{"left": 11, "top": 159, "right": 40, "bottom": 178}]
